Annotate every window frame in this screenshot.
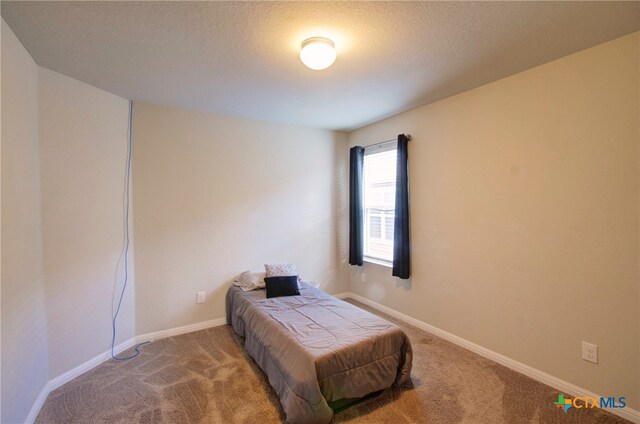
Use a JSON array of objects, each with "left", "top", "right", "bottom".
[{"left": 362, "top": 140, "right": 397, "bottom": 267}]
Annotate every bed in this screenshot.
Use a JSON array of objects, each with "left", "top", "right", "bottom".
[{"left": 226, "top": 281, "right": 413, "bottom": 424}]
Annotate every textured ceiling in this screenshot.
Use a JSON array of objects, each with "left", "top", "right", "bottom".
[{"left": 2, "top": 1, "right": 638, "bottom": 131}]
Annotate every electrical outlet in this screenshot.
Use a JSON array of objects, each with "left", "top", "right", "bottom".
[
  {"left": 360, "top": 273, "right": 366, "bottom": 283},
  {"left": 582, "top": 342, "right": 598, "bottom": 364},
  {"left": 196, "top": 291, "right": 206, "bottom": 304}
]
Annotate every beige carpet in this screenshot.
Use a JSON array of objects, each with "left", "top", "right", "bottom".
[{"left": 36, "top": 300, "right": 629, "bottom": 424}]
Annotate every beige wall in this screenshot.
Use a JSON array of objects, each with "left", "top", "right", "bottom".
[
  {"left": 1, "top": 19, "right": 50, "bottom": 423},
  {"left": 2, "top": 19, "right": 136, "bottom": 417},
  {"left": 132, "top": 103, "right": 347, "bottom": 334},
  {"left": 347, "top": 32, "right": 639, "bottom": 409},
  {"left": 38, "top": 67, "right": 133, "bottom": 378}
]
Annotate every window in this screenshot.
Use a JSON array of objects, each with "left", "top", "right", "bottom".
[{"left": 363, "top": 141, "right": 397, "bottom": 264}]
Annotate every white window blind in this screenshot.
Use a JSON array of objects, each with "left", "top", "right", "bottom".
[{"left": 363, "top": 141, "right": 397, "bottom": 263}]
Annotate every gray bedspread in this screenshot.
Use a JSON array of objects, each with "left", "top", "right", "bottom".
[{"left": 226, "top": 282, "right": 413, "bottom": 424}]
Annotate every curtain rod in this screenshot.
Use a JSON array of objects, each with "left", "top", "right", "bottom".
[{"left": 363, "top": 134, "right": 412, "bottom": 149}]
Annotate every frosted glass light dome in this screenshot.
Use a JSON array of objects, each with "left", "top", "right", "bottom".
[{"left": 300, "top": 37, "right": 336, "bottom": 70}]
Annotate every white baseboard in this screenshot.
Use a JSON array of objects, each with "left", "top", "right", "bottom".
[
  {"left": 24, "top": 385, "right": 50, "bottom": 424},
  {"left": 136, "top": 317, "right": 227, "bottom": 344},
  {"left": 47, "top": 337, "right": 136, "bottom": 392},
  {"left": 26, "top": 317, "right": 227, "bottom": 423},
  {"left": 341, "top": 292, "right": 639, "bottom": 424},
  {"left": 26, "top": 337, "right": 137, "bottom": 423}
]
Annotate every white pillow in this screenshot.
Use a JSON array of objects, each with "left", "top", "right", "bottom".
[
  {"left": 234, "top": 271, "right": 266, "bottom": 292},
  {"left": 264, "top": 263, "right": 302, "bottom": 288},
  {"left": 264, "top": 263, "right": 298, "bottom": 278}
]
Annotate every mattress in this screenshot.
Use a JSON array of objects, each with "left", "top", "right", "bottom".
[{"left": 226, "top": 282, "right": 413, "bottom": 424}]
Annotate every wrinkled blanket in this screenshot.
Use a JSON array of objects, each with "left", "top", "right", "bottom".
[{"left": 226, "top": 282, "right": 413, "bottom": 424}]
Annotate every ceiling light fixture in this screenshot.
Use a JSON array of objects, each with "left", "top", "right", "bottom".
[{"left": 300, "top": 37, "right": 336, "bottom": 70}]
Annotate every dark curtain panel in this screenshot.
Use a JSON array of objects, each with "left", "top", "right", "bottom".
[
  {"left": 349, "top": 146, "right": 365, "bottom": 266},
  {"left": 392, "top": 134, "right": 411, "bottom": 279}
]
